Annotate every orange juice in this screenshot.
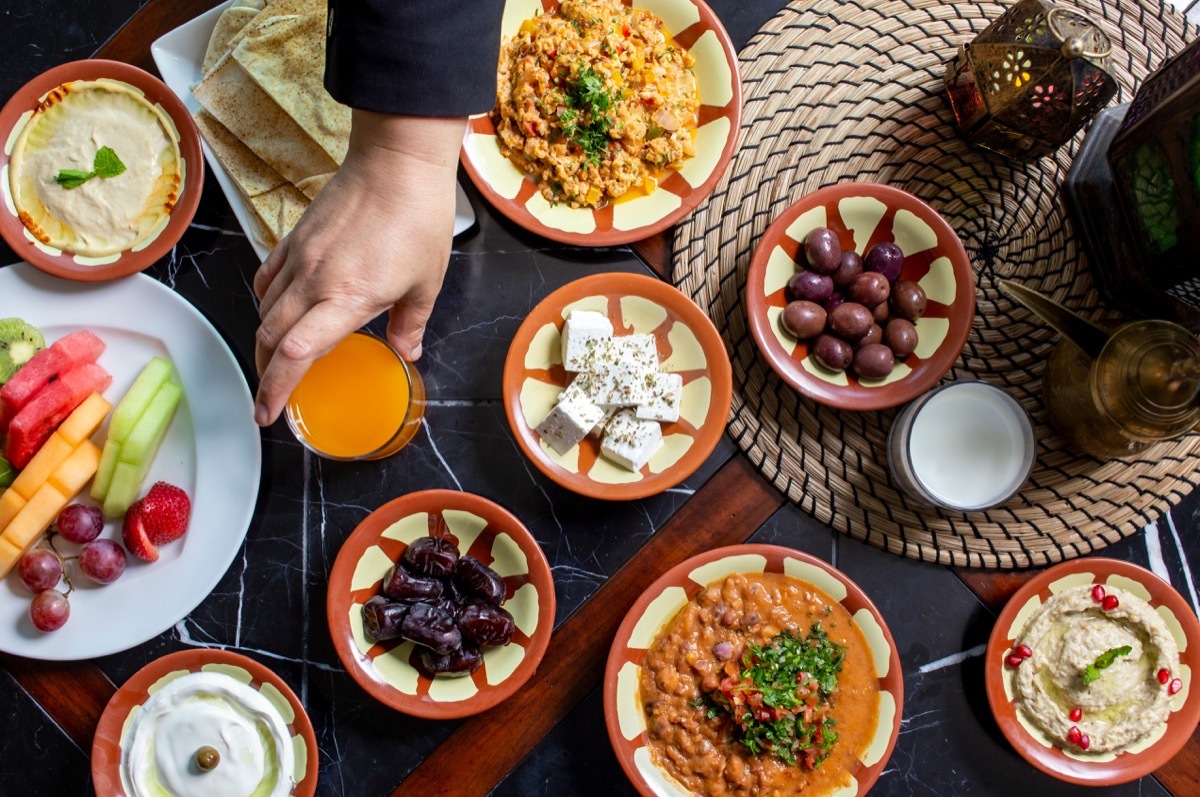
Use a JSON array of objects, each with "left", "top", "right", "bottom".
[{"left": 285, "top": 332, "right": 425, "bottom": 460}]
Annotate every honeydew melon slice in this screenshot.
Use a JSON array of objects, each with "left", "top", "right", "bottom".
[
  {"left": 101, "top": 379, "right": 182, "bottom": 519},
  {"left": 93, "top": 358, "right": 174, "bottom": 502}
]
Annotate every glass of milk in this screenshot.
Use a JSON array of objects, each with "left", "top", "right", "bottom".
[{"left": 887, "top": 380, "right": 1036, "bottom": 512}]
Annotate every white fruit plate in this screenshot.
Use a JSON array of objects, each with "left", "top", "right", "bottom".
[{"left": 0, "top": 261, "right": 261, "bottom": 660}]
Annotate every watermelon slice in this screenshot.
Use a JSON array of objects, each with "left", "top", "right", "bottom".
[
  {"left": 0, "top": 330, "right": 106, "bottom": 436},
  {"left": 5, "top": 362, "right": 112, "bottom": 468}
]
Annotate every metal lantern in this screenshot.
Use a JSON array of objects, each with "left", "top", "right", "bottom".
[{"left": 944, "top": 0, "right": 1118, "bottom": 159}]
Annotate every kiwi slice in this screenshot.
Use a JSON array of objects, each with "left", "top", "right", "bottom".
[
  {"left": 0, "top": 318, "right": 46, "bottom": 385},
  {"left": 0, "top": 453, "right": 14, "bottom": 488}
]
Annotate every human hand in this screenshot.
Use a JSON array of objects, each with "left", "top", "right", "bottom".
[{"left": 252, "top": 111, "right": 465, "bottom": 426}]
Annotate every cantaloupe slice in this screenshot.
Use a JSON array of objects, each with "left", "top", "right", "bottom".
[
  {"left": 0, "top": 440, "right": 101, "bottom": 577},
  {"left": 0, "top": 489, "right": 23, "bottom": 534}
]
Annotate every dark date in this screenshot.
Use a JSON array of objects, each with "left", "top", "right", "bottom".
[
  {"left": 362, "top": 596, "right": 408, "bottom": 642},
  {"left": 403, "top": 536, "right": 460, "bottom": 578},
  {"left": 381, "top": 564, "right": 444, "bottom": 603},
  {"left": 401, "top": 603, "right": 462, "bottom": 655},
  {"left": 454, "top": 556, "right": 507, "bottom": 605},
  {"left": 419, "top": 645, "right": 484, "bottom": 678},
  {"left": 459, "top": 602, "right": 517, "bottom": 647}
]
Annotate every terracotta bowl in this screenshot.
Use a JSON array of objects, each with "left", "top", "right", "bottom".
[
  {"left": 502, "top": 272, "right": 733, "bottom": 500},
  {"left": 604, "top": 544, "right": 904, "bottom": 796},
  {"left": 326, "top": 490, "right": 555, "bottom": 719},
  {"left": 0, "top": 59, "right": 203, "bottom": 281},
  {"left": 460, "top": 0, "right": 741, "bottom": 245},
  {"left": 745, "top": 182, "right": 976, "bottom": 411},
  {"left": 91, "top": 648, "right": 319, "bottom": 797},
  {"left": 985, "top": 557, "right": 1200, "bottom": 785}
]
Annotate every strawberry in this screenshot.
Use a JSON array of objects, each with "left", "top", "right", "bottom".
[
  {"left": 121, "top": 501, "right": 159, "bottom": 563},
  {"left": 138, "top": 482, "right": 191, "bottom": 544},
  {"left": 121, "top": 482, "right": 191, "bottom": 561}
]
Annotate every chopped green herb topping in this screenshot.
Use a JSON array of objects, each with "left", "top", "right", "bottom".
[
  {"left": 558, "top": 64, "right": 616, "bottom": 166},
  {"left": 704, "top": 623, "right": 846, "bottom": 769},
  {"left": 1082, "top": 645, "right": 1134, "bottom": 686}
]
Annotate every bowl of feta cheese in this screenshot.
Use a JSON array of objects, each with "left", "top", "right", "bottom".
[{"left": 503, "top": 272, "right": 732, "bottom": 500}]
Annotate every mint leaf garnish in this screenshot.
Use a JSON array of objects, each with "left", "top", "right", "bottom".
[
  {"left": 1081, "top": 645, "right": 1134, "bottom": 686},
  {"left": 92, "top": 146, "right": 126, "bottom": 178},
  {"left": 54, "top": 146, "right": 126, "bottom": 189},
  {"left": 53, "top": 169, "right": 92, "bottom": 189}
]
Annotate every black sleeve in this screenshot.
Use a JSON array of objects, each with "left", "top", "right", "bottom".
[{"left": 324, "top": 0, "right": 504, "bottom": 117}]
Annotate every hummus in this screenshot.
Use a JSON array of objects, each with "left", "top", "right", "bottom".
[
  {"left": 120, "top": 671, "right": 296, "bottom": 797},
  {"left": 8, "top": 78, "right": 181, "bottom": 257},
  {"left": 1013, "top": 585, "right": 1179, "bottom": 753}
]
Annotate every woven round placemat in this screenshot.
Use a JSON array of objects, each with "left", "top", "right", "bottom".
[{"left": 674, "top": 0, "right": 1199, "bottom": 568}]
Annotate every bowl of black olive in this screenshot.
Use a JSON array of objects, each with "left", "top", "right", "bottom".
[
  {"left": 326, "top": 490, "right": 555, "bottom": 719},
  {"left": 745, "top": 182, "right": 976, "bottom": 411}
]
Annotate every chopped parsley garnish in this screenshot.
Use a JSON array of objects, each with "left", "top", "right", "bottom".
[
  {"left": 55, "top": 146, "right": 125, "bottom": 189},
  {"left": 557, "top": 65, "right": 616, "bottom": 166},
  {"left": 703, "top": 623, "right": 846, "bottom": 769},
  {"left": 1082, "top": 645, "right": 1134, "bottom": 686}
]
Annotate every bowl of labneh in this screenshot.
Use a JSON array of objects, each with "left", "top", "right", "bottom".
[
  {"left": 0, "top": 59, "right": 202, "bottom": 281},
  {"left": 604, "top": 544, "right": 903, "bottom": 796},
  {"left": 92, "top": 648, "right": 318, "bottom": 796},
  {"left": 986, "top": 557, "right": 1200, "bottom": 785}
]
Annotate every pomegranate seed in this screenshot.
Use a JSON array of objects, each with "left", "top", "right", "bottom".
[
  {"left": 1079, "top": 734, "right": 1091, "bottom": 751},
  {"left": 1091, "top": 584, "right": 1106, "bottom": 602},
  {"left": 1169, "top": 678, "right": 1183, "bottom": 696},
  {"left": 1101, "top": 594, "right": 1119, "bottom": 611},
  {"left": 1067, "top": 725, "right": 1082, "bottom": 745},
  {"left": 1015, "top": 644, "right": 1033, "bottom": 659},
  {"left": 1158, "top": 668, "right": 1171, "bottom": 685},
  {"left": 1069, "top": 707, "right": 1082, "bottom": 722},
  {"left": 1006, "top": 653, "right": 1024, "bottom": 668}
]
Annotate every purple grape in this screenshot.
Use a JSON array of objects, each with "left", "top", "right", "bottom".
[
  {"left": 864, "top": 242, "right": 904, "bottom": 283},
  {"left": 17, "top": 549, "right": 62, "bottom": 593},
  {"left": 78, "top": 539, "right": 127, "bottom": 585},
  {"left": 55, "top": 504, "right": 104, "bottom": 544},
  {"left": 30, "top": 590, "right": 69, "bottom": 632},
  {"left": 786, "top": 271, "right": 834, "bottom": 304}
]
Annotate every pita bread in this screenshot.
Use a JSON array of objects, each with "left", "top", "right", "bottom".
[
  {"left": 232, "top": 11, "right": 350, "bottom": 162},
  {"left": 248, "top": 183, "right": 309, "bottom": 246},
  {"left": 295, "top": 172, "right": 334, "bottom": 200},
  {"left": 193, "top": 52, "right": 338, "bottom": 186},
  {"left": 228, "top": 0, "right": 325, "bottom": 51},
  {"left": 201, "top": 5, "right": 259, "bottom": 74},
  {"left": 192, "top": 109, "right": 286, "bottom": 198}
]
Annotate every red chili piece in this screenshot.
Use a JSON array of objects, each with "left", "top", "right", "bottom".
[
  {"left": 1101, "top": 594, "right": 1120, "bottom": 611},
  {"left": 1005, "top": 653, "right": 1024, "bottom": 668},
  {"left": 622, "top": 24, "right": 631, "bottom": 37},
  {"left": 1158, "top": 668, "right": 1171, "bottom": 685},
  {"left": 1169, "top": 678, "right": 1183, "bottom": 696},
  {"left": 1066, "top": 726, "right": 1082, "bottom": 745},
  {"left": 1069, "top": 707, "right": 1082, "bottom": 722},
  {"left": 1091, "top": 584, "right": 1106, "bottom": 602},
  {"left": 1015, "top": 644, "right": 1033, "bottom": 659}
]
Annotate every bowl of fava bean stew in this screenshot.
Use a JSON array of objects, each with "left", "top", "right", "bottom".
[
  {"left": 604, "top": 544, "right": 903, "bottom": 796},
  {"left": 745, "top": 182, "right": 975, "bottom": 411},
  {"left": 326, "top": 490, "right": 554, "bottom": 719}
]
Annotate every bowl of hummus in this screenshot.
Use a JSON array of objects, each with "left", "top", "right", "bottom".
[
  {"left": 986, "top": 557, "right": 1200, "bottom": 785},
  {"left": 0, "top": 59, "right": 203, "bottom": 281},
  {"left": 91, "top": 648, "right": 318, "bottom": 797}
]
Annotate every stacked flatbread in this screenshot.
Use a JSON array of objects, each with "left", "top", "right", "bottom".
[{"left": 192, "top": 0, "right": 350, "bottom": 249}]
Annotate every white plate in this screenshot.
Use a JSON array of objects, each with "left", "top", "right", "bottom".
[
  {"left": 0, "top": 262, "right": 261, "bottom": 660},
  {"left": 149, "top": 0, "right": 476, "bottom": 262}
]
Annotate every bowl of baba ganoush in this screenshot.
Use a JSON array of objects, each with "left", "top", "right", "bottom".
[
  {"left": 985, "top": 557, "right": 1200, "bottom": 785},
  {"left": 0, "top": 59, "right": 202, "bottom": 281}
]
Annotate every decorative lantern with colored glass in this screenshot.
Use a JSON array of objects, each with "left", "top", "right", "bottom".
[{"left": 944, "top": 0, "right": 1118, "bottom": 159}]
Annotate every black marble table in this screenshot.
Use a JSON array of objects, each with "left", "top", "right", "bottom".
[{"left": 1, "top": 1, "right": 1199, "bottom": 795}]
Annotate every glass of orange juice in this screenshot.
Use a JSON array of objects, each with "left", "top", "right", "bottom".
[{"left": 284, "top": 331, "right": 425, "bottom": 460}]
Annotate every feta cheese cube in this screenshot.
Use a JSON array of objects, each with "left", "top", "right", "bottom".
[
  {"left": 561, "top": 310, "right": 613, "bottom": 372},
  {"left": 559, "top": 375, "right": 608, "bottom": 437},
  {"left": 588, "top": 358, "right": 656, "bottom": 409},
  {"left": 536, "top": 393, "right": 605, "bottom": 455},
  {"left": 600, "top": 409, "right": 664, "bottom": 471},
  {"left": 635, "top": 372, "right": 683, "bottom": 423}
]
